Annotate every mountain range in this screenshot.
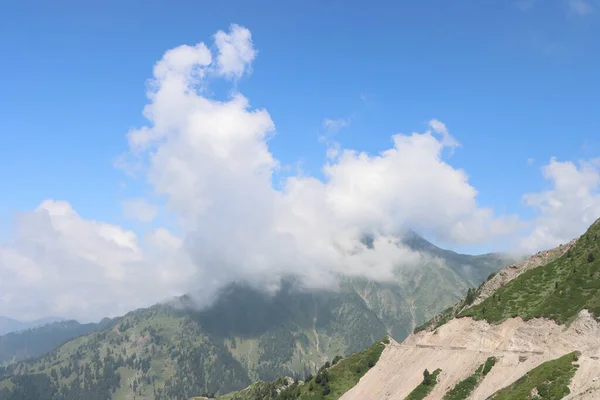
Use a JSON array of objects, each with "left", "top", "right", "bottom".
[
  {"left": 0, "top": 319, "right": 114, "bottom": 366},
  {"left": 0, "top": 317, "right": 65, "bottom": 336},
  {"left": 0, "top": 232, "right": 516, "bottom": 400}
]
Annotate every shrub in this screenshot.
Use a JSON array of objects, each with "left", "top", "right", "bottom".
[{"left": 465, "top": 288, "right": 476, "bottom": 305}]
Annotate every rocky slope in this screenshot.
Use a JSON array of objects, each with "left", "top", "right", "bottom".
[{"left": 340, "top": 310, "right": 600, "bottom": 400}]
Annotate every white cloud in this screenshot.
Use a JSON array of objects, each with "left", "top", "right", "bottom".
[
  {"left": 0, "top": 200, "right": 194, "bottom": 321},
  {"left": 569, "top": 0, "right": 594, "bottom": 15},
  {"left": 527, "top": 158, "right": 535, "bottom": 165},
  {"left": 4, "top": 24, "right": 595, "bottom": 322},
  {"left": 429, "top": 119, "right": 461, "bottom": 150},
  {"left": 323, "top": 118, "right": 350, "bottom": 132},
  {"left": 114, "top": 25, "right": 522, "bottom": 311},
  {"left": 213, "top": 24, "right": 256, "bottom": 79},
  {"left": 521, "top": 157, "right": 600, "bottom": 252},
  {"left": 122, "top": 198, "right": 158, "bottom": 222}
]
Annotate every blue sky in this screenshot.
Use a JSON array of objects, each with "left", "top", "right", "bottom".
[
  {"left": 1, "top": 0, "right": 598, "bottom": 226},
  {"left": 0, "top": 0, "right": 599, "bottom": 320}
]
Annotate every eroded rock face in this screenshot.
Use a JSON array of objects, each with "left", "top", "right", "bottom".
[
  {"left": 340, "top": 310, "right": 600, "bottom": 400},
  {"left": 473, "top": 238, "right": 577, "bottom": 306}
]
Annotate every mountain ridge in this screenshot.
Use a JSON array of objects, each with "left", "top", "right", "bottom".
[
  {"left": 0, "top": 232, "right": 516, "bottom": 400},
  {"left": 0, "top": 316, "right": 65, "bottom": 336}
]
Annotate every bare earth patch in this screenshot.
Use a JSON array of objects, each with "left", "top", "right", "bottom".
[{"left": 339, "top": 310, "right": 600, "bottom": 400}]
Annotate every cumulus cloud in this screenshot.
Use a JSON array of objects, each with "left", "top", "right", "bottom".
[
  {"left": 0, "top": 24, "right": 522, "bottom": 321},
  {"left": 0, "top": 201, "right": 194, "bottom": 321},
  {"left": 569, "top": 0, "right": 594, "bottom": 15},
  {"left": 521, "top": 157, "right": 600, "bottom": 252},
  {"left": 2, "top": 24, "right": 594, "bottom": 322},
  {"left": 114, "top": 24, "right": 522, "bottom": 308},
  {"left": 213, "top": 24, "right": 256, "bottom": 79}
]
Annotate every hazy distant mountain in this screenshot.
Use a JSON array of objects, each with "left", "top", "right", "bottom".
[
  {"left": 0, "top": 233, "right": 517, "bottom": 399},
  {"left": 0, "top": 316, "right": 65, "bottom": 336},
  {"left": 0, "top": 318, "right": 114, "bottom": 365}
]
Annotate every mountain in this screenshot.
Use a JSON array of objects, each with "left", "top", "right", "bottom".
[
  {"left": 0, "top": 318, "right": 114, "bottom": 365},
  {"left": 0, "top": 233, "right": 516, "bottom": 400},
  {"left": 338, "top": 218, "right": 600, "bottom": 399},
  {"left": 188, "top": 218, "right": 600, "bottom": 400},
  {"left": 0, "top": 316, "right": 65, "bottom": 336}
]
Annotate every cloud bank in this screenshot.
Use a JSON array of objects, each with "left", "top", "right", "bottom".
[{"left": 1, "top": 24, "right": 598, "bottom": 322}]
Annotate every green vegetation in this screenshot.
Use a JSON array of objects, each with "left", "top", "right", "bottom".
[
  {"left": 0, "top": 306, "right": 252, "bottom": 400},
  {"left": 489, "top": 352, "right": 580, "bottom": 400},
  {"left": 295, "top": 338, "right": 385, "bottom": 399},
  {"left": 413, "top": 263, "right": 511, "bottom": 334},
  {"left": 482, "top": 356, "right": 496, "bottom": 375},
  {"left": 442, "top": 357, "right": 496, "bottom": 400},
  {"left": 405, "top": 368, "right": 441, "bottom": 400},
  {"left": 414, "top": 306, "right": 457, "bottom": 334},
  {"left": 460, "top": 220, "right": 600, "bottom": 324},
  {"left": 218, "top": 338, "right": 388, "bottom": 400},
  {"left": 219, "top": 378, "right": 301, "bottom": 400}
]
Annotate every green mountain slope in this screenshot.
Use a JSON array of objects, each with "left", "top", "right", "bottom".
[
  {"left": 0, "top": 234, "right": 514, "bottom": 400},
  {"left": 0, "top": 319, "right": 113, "bottom": 365},
  {"left": 460, "top": 218, "right": 600, "bottom": 324},
  {"left": 489, "top": 352, "right": 580, "bottom": 399},
  {"left": 220, "top": 337, "right": 388, "bottom": 400}
]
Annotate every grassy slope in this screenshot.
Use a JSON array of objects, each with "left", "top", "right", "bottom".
[
  {"left": 0, "top": 306, "right": 253, "bottom": 399},
  {"left": 404, "top": 368, "right": 442, "bottom": 400},
  {"left": 217, "top": 338, "right": 388, "bottom": 400},
  {"left": 489, "top": 352, "right": 580, "bottom": 400},
  {"left": 460, "top": 220, "right": 600, "bottom": 324},
  {"left": 442, "top": 357, "right": 496, "bottom": 400}
]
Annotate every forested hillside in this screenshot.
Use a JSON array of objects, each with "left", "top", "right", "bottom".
[{"left": 0, "top": 319, "right": 113, "bottom": 365}]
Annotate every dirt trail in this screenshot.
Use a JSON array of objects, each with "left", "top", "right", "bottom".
[{"left": 339, "top": 310, "right": 600, "bottom": 400}]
